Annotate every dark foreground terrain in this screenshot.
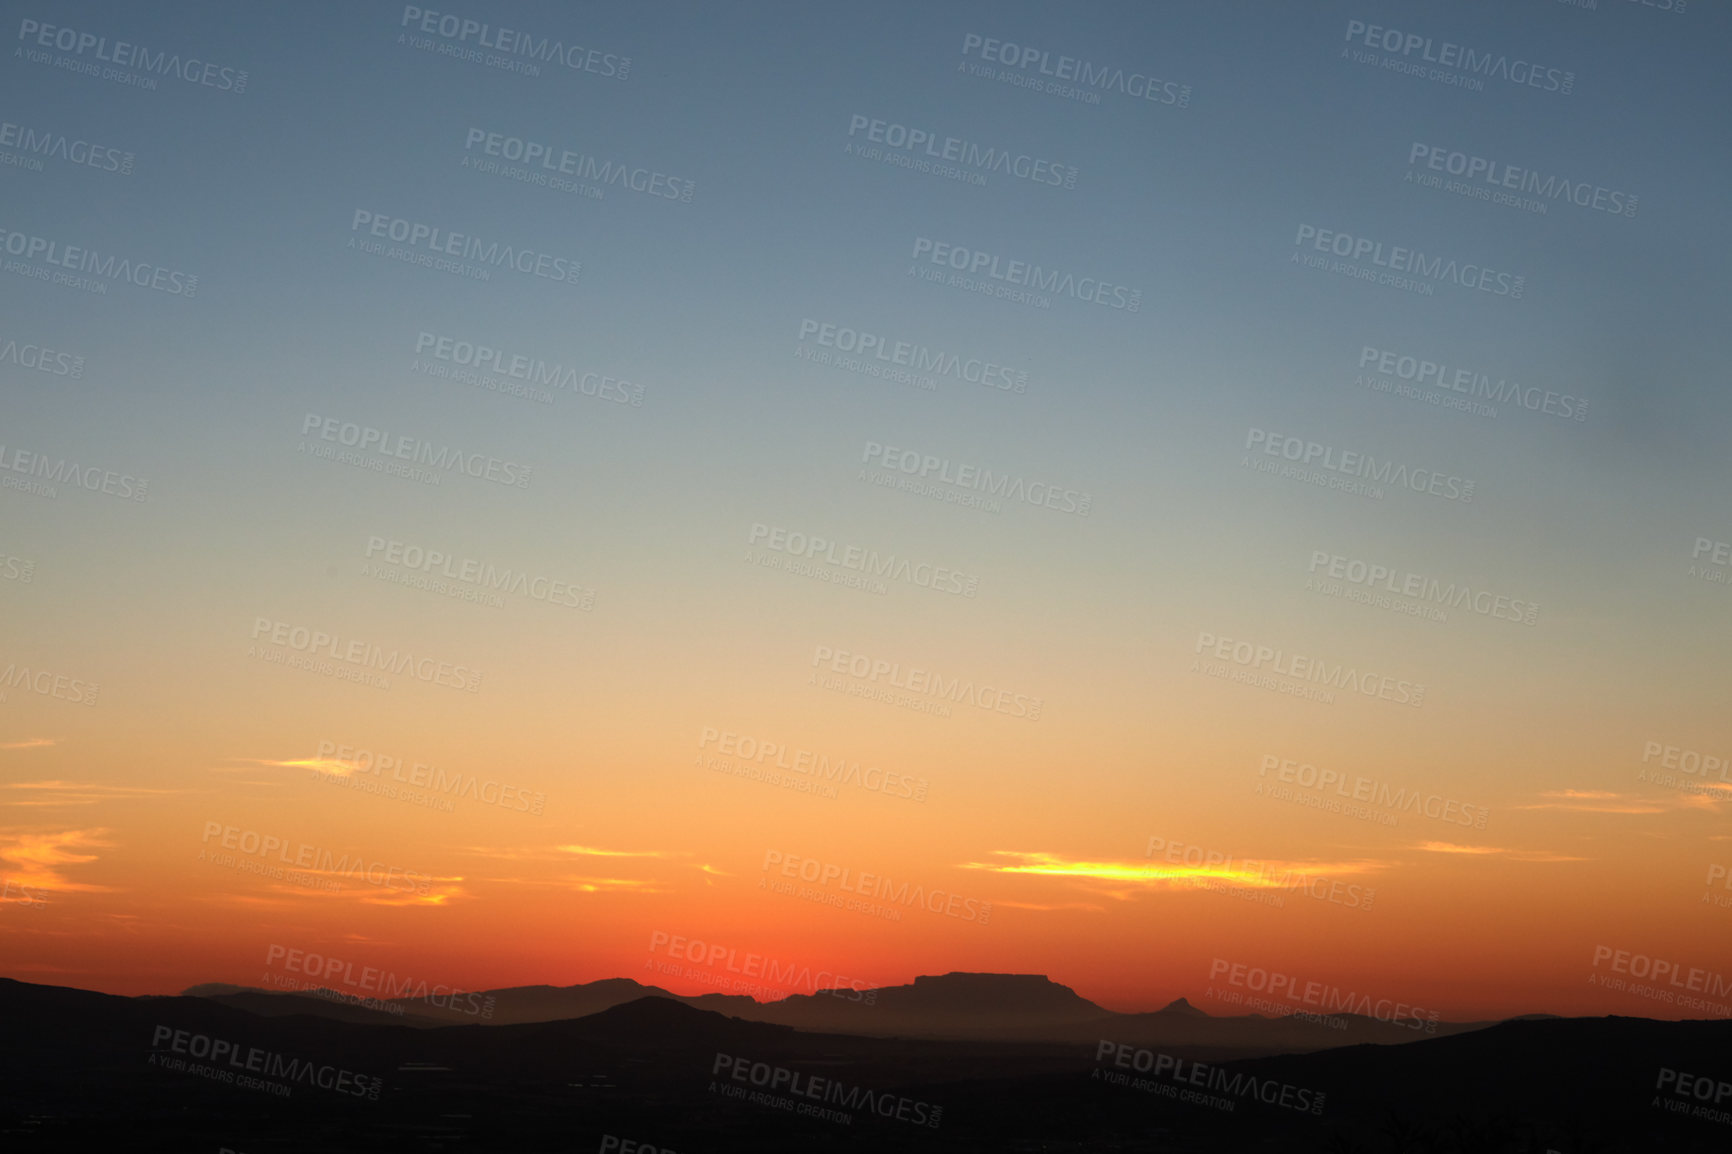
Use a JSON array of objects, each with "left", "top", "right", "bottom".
[{"left": 0, "top": 977, "right": 1728, "bottom": 1152}]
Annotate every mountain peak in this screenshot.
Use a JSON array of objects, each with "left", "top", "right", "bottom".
[{"left": 1159, "top": 997, "right": 1208, "bottom": 1016}]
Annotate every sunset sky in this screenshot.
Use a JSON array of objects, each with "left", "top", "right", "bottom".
[{"left": 3, "top": 0, "right": 1729, "bottom": 1023}]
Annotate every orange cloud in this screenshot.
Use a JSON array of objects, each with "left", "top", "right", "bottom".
[
  {"left": 245, "top": 756, "right": 359, "bottom": 777},
  {"left": 1513, "top": 789, "right": 1713, "bottom": 815},
  {"left": 0, "top": 827, "right": 117, "bottom": 891},
  {"left": 0, "top": 781, "right": 185, "bottom": 807},
  {"left": 959, "top": 850, "right": 1384, "bottom": 891},
  {"left": 1417, "top": 841, "right": 1588, "bottom": 863}
]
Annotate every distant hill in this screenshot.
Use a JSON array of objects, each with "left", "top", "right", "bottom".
[
  {"left": 394, "top": 975, "right": 687, "bottom": 1025},
  {"left": 178, "top": 984, "right": 452, "bottom": 1028},
  {"left": 5, "top": 976, "right": 1731, "bottom": 1151},
  {"left": 181, "top": 970, "right": 1497, "bottom": 1054}
]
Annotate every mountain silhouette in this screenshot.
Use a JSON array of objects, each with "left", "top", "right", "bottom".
[
  {"left": 8, "top": 976, "right": 1732, "bottom": 1151},
  {"left": 180, "top": 970, "right": 1499, "bottom": 1054}
]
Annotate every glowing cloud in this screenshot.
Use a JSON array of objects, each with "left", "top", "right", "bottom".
[
  {"left": 1418, "top": 842, "right": 1589, "bottom": 863},
  {"left": 0, "top": 781, "right": 185, "bottom": 807},
  {"left": 0, "top": 828, "right": 117, "bottom": 891},
  {"left": 959, "top": 850, "right": 1383, "bottom": 891}
]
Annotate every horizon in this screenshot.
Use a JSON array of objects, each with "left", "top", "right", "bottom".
[
  {"left": 6, "top": 938, "right": 1699, "bottom": 1026},
  {"left": 5, "top": 11, "right": 1731, "bottom": 1144}
]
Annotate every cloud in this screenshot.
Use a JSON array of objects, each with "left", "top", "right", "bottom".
[
  {"left": 0, "top": 828, "right": 117, "bottom": 892},
  {"left": 0, "top": 738, "right": 55, "bottom": 750},
  {"left": 989, "top": 899, "right": 1111, "bottom": 913},
  {"left": 244, "top": 756, "right": 358, "bottom": 777},
  {"left": 0, "top": 781, "right": 185, "bottom": 807},
  {"left": 473, "top": 873, "right": 670, "bottom": 894},
  {"left": 198, "top": 871, "right": 467, "bottom": 908},
  {"left": 1512, "top": 789, "right": 1716, "bottom": 816},
  {"left": 959, "top": 850, "right": 1385, "bottom": 892},
  {"left": 1417, "top": 841, "right": 1588, "bottom": 863},
  {"left": 455, "top": 844, "right": 686, "bottom": 863},
  {"left": 452, "top": 844, "right": 694, "bottom": 894},
  {"left": 561, "top": 876, "right": 668, "bottom": 894}
]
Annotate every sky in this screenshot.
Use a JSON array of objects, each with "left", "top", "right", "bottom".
[{"left": 2, "top": 0, "right": 1729, "bottom": 1022}]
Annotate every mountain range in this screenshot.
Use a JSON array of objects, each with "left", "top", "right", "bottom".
[
  {"left": 2, "top": 974, "right": 1728, "bottom": 1151},
  {"left": 183, "top": 969, "right": 1506, "bottom": 1057}
]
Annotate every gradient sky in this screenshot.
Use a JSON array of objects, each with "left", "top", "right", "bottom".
[{"left": 3, "top": 0, "right": 1729, "bottom": 1021}]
